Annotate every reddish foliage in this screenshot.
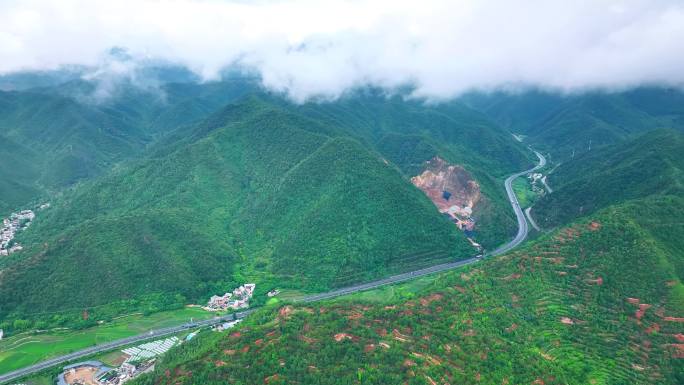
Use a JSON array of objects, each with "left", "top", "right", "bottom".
[
  {"left": 645, "top": 323, "right": 660, "bottom": 334},
  {"left": 278, "top": 306, "right": 293, "bottom": 319},
  {"left": 588, "top": 221, "right": 601, "bottom": 231},
  {"left": 264, "top": 374, "right": 279, "bottom": 384},
  {"left": 674, "top": 333, "right": 684, "bottom": 343},
  {"left": 299, "top": 335, "right": 317, "bottom": 344},
  {"left": 636, "top": 304, "right": 652, "bottom": 320},
  {"left": 503, "top": 273, "right": 522, "bottom": 281},
  {"left": 347, "top": 312, "right": 363, "bottom": 320},
  {"left": 626, "top": 297, "right": 640, "bottom": 304},
  {"left": 663, "top": 316, "right": 684, "bottom": 322},
  {"left": 241, "top": 345, "right": 250, "bottom": 353},
  {"left": 419, "top": 293, "right": 444, "bottom": 306},
  {"left": 333, "top": 333, "right": 355, "bottom": 342},
  {"left": 670, "top": 344, "right": 684, "bottom": 358},
  {"left": 255, "top": 339, "right": 264, "bottom": 346},
  {"left": 230, "top": 332, "right": 241, "bottom": 338}
]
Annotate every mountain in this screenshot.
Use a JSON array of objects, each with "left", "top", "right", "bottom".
[
  {"left": 463, "top": 87, "right": 684, "bottom": 160},
  {"left": 288, "top": 93, "right": 534, "bottom": 247},
  {"left": 532, "top": 129, "right": 684, "bottom": 228},
  {"left": 0, "top": 95, "right": 533, "bottom": 327},
  {"left": 0, "top": 90, "right": 147, "bottom": 213},
  {"left": 129, "top": 195, "right": 684, "bottom": 385},
  {"left": 0, "top": 79, "right": 259, "bottom": 216}
]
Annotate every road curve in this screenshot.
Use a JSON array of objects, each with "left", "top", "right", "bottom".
[
  {"left": 0, "top": 151, "right": 546, "bottom": 385},
  {"left": 489, "top": 150, "right": 546, "bottom": 256}
]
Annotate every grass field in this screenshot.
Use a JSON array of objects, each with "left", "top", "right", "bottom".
[
  {"left": 0, "top": 307, "right": 215, "bottom": 374},
  {"left": 330, "top": 272, "right": 442, "bottom": 304},
  {"left": 513, "top": 177, "right": 537, "bottom": 208}
]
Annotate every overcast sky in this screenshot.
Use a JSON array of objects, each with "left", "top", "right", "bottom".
[{"left": 1, "top": 0, "right": 683, "bottom": 100}]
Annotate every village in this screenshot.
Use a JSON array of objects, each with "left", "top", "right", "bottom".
[
  {"left": 57, "top": 336, "right": 184, "bottom": 385},
  {"left": 204, "top": 283, "right": 256, "bottom": 311},
  {"left": 55, "top": 317, "right": 246, "bottom": 385},
  {"left": 0, "top": 203, "right": 49, "bottom": 256},
  {"left": 1, "top": 210, "right": 34, "bottom": 256}
]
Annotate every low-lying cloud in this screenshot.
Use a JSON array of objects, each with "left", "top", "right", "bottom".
[{"left": 1, "top": 0, "right": 684, "bottom": 101}]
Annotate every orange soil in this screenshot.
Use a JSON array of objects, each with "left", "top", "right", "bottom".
[
  {"left": 636, "top": 304, "right": 652, "bottom": 320},
  {"left": 588, "top": 221, "right": 601, "bottom": 231},
  {"left": 419, "top": 293, "right": 444, "bottom": 306},
  {"left": 333, "top": 333, "right": 355, "bottom": 342},
  {"left": 63, "top": 366, "right": 100, "bottom": 385}
]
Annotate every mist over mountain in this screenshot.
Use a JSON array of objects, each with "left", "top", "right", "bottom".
[{"left": 2, "top": 1, "right": 684, "bottom": 102}]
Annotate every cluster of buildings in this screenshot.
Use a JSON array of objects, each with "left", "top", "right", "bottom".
[
  {"left": 527, "top": 172, "right": 548, "bottom": 195},
  {"left": 57, "top": 337, "right": 181, "bottom": 385},
  {"left": 212, "top": 319, "right": 242, "bottom": 332},
  {"left": 121, "top": 337, "right": 179, "bottom": 362},
  {"left": 205, "top": 283, "right": 256, "bottom": 311},
  {"left": 0, "top": 209, "right": 35, "bottom": 256}
]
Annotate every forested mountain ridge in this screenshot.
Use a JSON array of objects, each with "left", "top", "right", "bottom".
[
  {"left": 0, "top": 94, "right": 532, "bottom": 328},
  {"left": 532, "top": 129, "right": 684, "bottom": 228},
  {"left": 463, "top": 87, "right": 684, "bottom": 160},
  {"left": 0, "top": 79, "right": 260, "bottom": 216}
]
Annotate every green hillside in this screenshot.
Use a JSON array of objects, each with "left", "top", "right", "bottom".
[
  {"left": 289, "top": 93, "right": 534, "bottom": 247},
  {"left": 0, "top": 96, "right": 494, "bottom": 328},
  {"left": 463, "top": 88, "right": 684, "bottom": 161},
  {"left": 532, "top": 129, "right": 684, "bottom": 228},
  {"left": 0, "top": 79, "right": 260, "bottom": 215},
  {"left": 130, "top": 195, "right": 684, "bottom": 385},
  {"left": 0, "top": 89, "right": 149, "bottom": 215}
]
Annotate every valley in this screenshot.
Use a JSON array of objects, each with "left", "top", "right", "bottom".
[
  {"left": 3, "top": 3, "right": 684, "bottom": 384},
  {"left": 0, "top": 150, "right": 545, "bottom": 383}
]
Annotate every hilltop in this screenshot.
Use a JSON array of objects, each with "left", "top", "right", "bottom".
[
  {"left": 532, "top": 129, "right": 684, "bottom": 228},
  {"left": 0, "top": 79, "right": 258, "bottom": 216},
  {"left": 463, "top": 87, "right": 684, "bottom": 160}
]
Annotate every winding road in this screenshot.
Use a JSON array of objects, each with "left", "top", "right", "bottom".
[{"left": 0, "top": 151, "right": 546, "bottom": 385}]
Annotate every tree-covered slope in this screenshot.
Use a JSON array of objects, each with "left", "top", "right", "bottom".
[
  {"left": 532, "top": 129, "right": 684, "bottom": 228},
  {"left": 0, "top": 88, "right": 153, "bottom": 215},
  {"left": 463, "top": 87, "right": 684, "bottom": 161},
  {"left": 131, "top": 195, "right": 684, "bottom": 385},
  {"left": 0, "top": 97, "right": 478, "bottom": 324},
  {"left": 0, "top": 79, "right": 260, "bottom": 215},
  {"left": 289, "top": 93, "right": 535, "bottom": 248}
]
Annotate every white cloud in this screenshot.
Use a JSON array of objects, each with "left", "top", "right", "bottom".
[{"left": 1, "top": 0, "right": 683, "bottom": 101}]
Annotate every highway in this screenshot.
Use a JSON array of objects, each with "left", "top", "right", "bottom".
[{"left": 0, "top": 151, "right": 546, "bottom": 385}]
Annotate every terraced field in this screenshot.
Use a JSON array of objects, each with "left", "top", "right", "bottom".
[{"left": 130, "top": 197, "right": 684, "bottom": 385}]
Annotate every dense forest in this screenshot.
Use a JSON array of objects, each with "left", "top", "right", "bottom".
[
  {"left": 532, "top": 129, "right": 684, "bottom": 228},
  {"left": 0, "top": 87, "right": 530, "bottom": 330}
]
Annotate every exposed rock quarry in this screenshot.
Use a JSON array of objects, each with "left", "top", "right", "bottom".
[{"left": 411, "top": 157, "right": 481, "bottom": 223}]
